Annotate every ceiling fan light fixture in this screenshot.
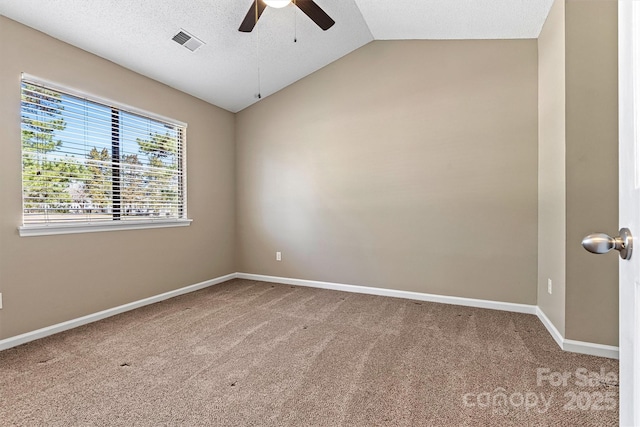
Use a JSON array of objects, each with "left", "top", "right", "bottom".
[{"left": 264, "top": 0, "right": 291, "bottom": 8}]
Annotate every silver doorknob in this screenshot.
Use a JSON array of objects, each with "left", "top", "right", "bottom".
[{"left": 581, "top": 228, "right": 633, "bottom": 260}]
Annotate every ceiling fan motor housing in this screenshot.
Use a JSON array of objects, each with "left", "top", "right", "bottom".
[
  {"left": 239, "top": 0, "right": 335, "bottom": 32},
  {"left": 264, "top": 0, "right": 291, "bottom": 8}
]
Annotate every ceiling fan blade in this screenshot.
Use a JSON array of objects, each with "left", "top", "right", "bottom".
[
  {"left": 239, "top": 0, "right": 267, "bottom": 32},
  {"left": 295, "top": 0, "right": 335, "bottom": 31}
]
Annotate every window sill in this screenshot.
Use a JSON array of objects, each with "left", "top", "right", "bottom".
[{"left": 18, "top": 218, "right": 193, "bottom": 237}]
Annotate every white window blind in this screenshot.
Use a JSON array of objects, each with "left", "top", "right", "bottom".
[{"left": 20, "top": 76, "right": 188, "bottom": 233}]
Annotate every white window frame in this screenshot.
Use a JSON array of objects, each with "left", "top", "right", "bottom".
[{"left": 18, "top": 74, "right": 192, "bottom": 237}]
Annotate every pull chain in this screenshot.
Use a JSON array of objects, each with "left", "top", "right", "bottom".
[{"left": 256, "top": 0, "right": 262, "bottom": 98}]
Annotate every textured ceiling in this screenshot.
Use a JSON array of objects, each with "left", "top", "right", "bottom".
[
  {"left": 0, "top": 0, "right": 553, "bottom": 112},
  {"left": 355, "top": 0, "right": 554, "bottom": 40}
]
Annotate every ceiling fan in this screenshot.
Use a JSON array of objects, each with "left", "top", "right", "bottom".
[{"left": 239, "top": 0, "right": 335, "bottom": 33}]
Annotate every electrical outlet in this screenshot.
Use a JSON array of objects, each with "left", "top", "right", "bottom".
[
  {"left": 547, "top": 279, "right": 552, "bottom": 295},
  {"left": 276, "top": 251, "right": 282, "bottom": 261}
]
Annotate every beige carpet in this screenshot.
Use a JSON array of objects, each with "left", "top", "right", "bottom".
[{"left": 0, "top": 279, "right": 619, "bottom": 426}]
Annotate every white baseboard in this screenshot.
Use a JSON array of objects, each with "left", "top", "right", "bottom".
[
  {"left": 240, "top": 273, "right": 619, "bottom": 360},
  {"left": 536, "top": 307, "right": 565, "bottom": 350},
  {"left": 0, "top": 271, "right": 620, "bottom": 360},
  {"left": 563, "top": 339, "right": 619, "bottom": 359},
  {"left": 536, "top": 307, "right": 619, "bottom": 359},
  {"left": 237, "top": 273, "right": 538, "bottom": 314},
  {"left": 0, "top": 273, "right": 236, "bottom": 352}
]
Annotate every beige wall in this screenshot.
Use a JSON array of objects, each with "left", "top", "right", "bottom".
[
  {"left": 536, "top": 0, "right": 619, "bottom": 347},
  {"left": 0, "top": 17, "right": 236, "bottom": 340},
  {"left": 1, "top": 8, "right": 621, "bottom": 348},
  {"left": 565, "top": 0, "right": 618, "bottom": 345},
  {"left": 538, "top": 0, "right": 566, "bottom": 335},
  {"left": 236, "top": 40, "right": 539, "bottom": 304}
]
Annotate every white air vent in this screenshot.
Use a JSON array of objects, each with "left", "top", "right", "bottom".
[{"left": 172, "top": 29, "right": 204, "bottom": 52}]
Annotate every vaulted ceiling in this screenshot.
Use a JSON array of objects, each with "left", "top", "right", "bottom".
[{"left": 0, "top": 0, "right": 554, "bottom": 112}]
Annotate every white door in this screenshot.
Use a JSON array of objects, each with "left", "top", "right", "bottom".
[{"left": 619, "top": 1, "right": 640, "bottom": 425}]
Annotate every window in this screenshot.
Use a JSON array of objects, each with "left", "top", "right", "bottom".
[{"left": 19, "top": 75, "right": 190, "bottom": 236}]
